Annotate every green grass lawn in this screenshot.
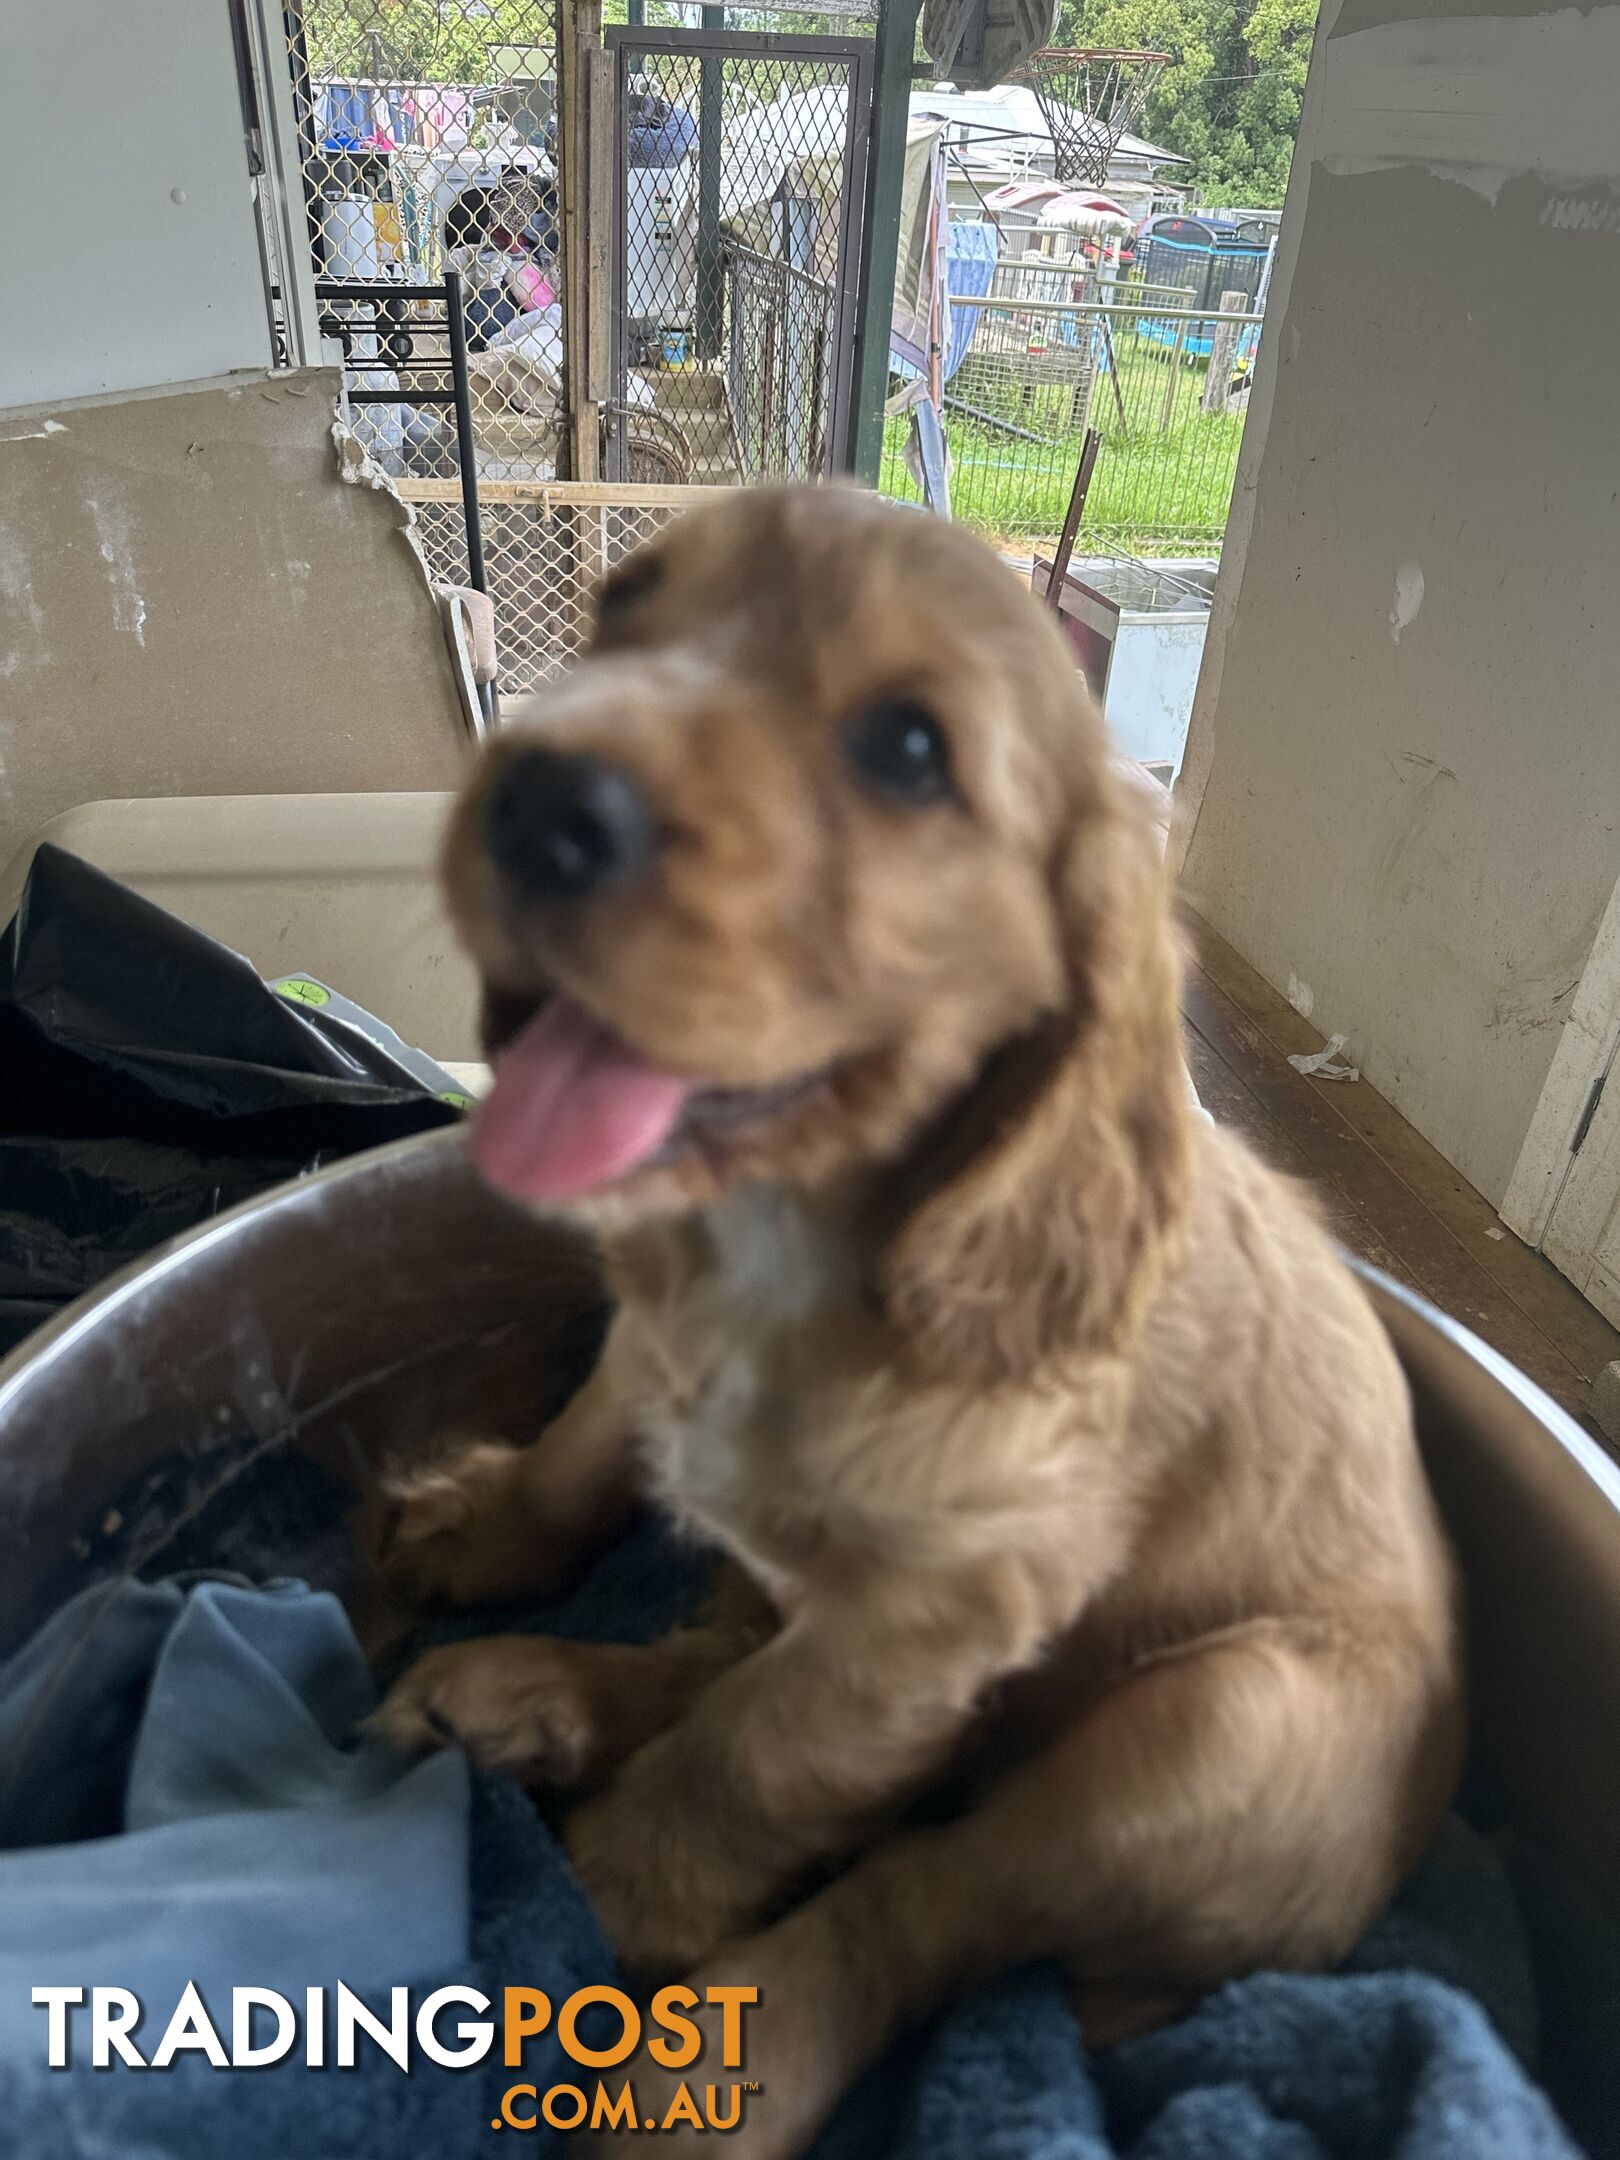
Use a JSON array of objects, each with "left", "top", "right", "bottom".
[{"left": 881, "top": 324, "right": 1249, "bottom": 559}]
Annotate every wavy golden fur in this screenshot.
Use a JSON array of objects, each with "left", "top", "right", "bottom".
[{"left": 377, "top": 486, "right": 1463, "bottom": 2157}]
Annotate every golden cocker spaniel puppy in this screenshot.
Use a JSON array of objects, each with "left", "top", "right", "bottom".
[{"left": 378, "top": 486, "right": 1462, "bottom": 2158}]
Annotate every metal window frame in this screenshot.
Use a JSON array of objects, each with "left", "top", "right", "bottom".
[
  {"left": 847, "top": 0, "right": 920, "bottom": 485},
  {"left": 237, "top": 0, "right": 323, "bottom": 368},
  {"left": 604, "top": 23, "right": 873, "bottom": 480}
]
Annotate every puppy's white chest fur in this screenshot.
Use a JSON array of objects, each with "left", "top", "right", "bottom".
[
  {"left": 708, "top": 1184, "right": 841, "bottom": 1325},
  {"left": 634, "top": 1186, "right": 848, "bottom": 1573}
]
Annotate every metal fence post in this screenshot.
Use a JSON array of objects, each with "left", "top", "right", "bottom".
[
  {"left": 444, "top": 272, "right": 498, "bottom": 724},
  {"left": 1159, "top": 314, "right": 1190, "bottom": 432},
  {"left": 695, "top": 6, "right": 726, "bottom": 362},
  {"left": 848, "top": 0, "right": 921, "bottom": 484}
]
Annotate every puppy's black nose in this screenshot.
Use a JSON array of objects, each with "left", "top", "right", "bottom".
[{"left": 482, "top": 747, "right": 657, "bottom": 902}]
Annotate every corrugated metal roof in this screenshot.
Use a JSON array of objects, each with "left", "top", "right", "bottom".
[{"left": 910, "top": 82, "right": 1187, "bottom": 168}]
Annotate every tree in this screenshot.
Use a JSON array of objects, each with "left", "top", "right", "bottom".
[
  {"left": 1057, "top": 0, "right": 1316, "bottom": 205},
  {"left": 298, "top": 0, "right": 554, "bottom": 84}
]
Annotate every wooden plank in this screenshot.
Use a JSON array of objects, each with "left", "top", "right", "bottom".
[
  {"left": 396, "top": 479, "right": 733, "bottom": 507},
  {"left": 1191, "top": 919, "right": 1620, "bottom": 1389},
  {"left": 1185, "top": 1030, "right": 1311, "bottom": 1179},
  {"left": 1183, "top": 968, "right": 1594, "bottom": 1417},
  {"left": 585, "top": 45, "right": 616, "bottom": 407},
  {"left": 1185, "top": 1003, "right": 1420, "bottom": 1288},
  {"left": 559, "top": 0, "right": 603, "bottom": 481},
  {"left": 1317, "top": 1211, "right": 1427, "bottom": 1293},
  {"left": 1201, "top": 290, "right": 1248, "bottom": 415}
]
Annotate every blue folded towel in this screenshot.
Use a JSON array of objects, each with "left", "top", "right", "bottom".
[
  {"left": 0, "top": 1536, "right": 1605, "bottom": 2159},
  {"left": 0, "top": 1574, "right": 610, "bottom": 2155}
]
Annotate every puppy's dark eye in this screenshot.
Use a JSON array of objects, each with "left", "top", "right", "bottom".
[{"left": 843, "top": 699, "right": 954, "bottom": 805}]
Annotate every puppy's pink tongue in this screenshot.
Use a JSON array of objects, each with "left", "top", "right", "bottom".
[{"left": 472, "top": 995, "right": 689, "bottom": 1202}]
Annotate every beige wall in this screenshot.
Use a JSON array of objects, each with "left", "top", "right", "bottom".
[
  {"left": 1174, "top": 0, "right": 1620, "bottom": 1207},
  {"left": 0, "top": 370, "right": 469, "bottom": 869},
  {"left": 1, "top": 1, "right": 275, "bottom": 406}
]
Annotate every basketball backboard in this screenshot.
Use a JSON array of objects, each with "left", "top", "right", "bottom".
[{"left": 920, "top": 0, "right": 1058, "bottom": 91}]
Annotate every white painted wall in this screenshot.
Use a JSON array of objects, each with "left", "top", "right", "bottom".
[
  {"left": 1173, "top": 0, "right": 1620, "bottom": 1209},
  {"left": 0, "top": 0, "right": 274, "bottom": 408}
]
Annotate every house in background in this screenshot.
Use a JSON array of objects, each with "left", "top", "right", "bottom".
[{"left": 911, "top": 81, "right": 1188, "bottom": 228}]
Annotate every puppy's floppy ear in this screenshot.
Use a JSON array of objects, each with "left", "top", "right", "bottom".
[{"left": 877, "top": 766, "right": 1191, "bottom": 1384}]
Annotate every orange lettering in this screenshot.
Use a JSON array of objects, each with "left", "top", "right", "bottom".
[
  {"left": 558, "top": 1986, "right": 641, "bottom": 2069},
  {"left": 503, "top": 1989, "right": 551, "bottom": 2068},
  {"left": 660, "top": 2081, "right": 704, "bottom": 2130},
  {"left": 499, "top": 2083, "right": 538, "bottom": 2130},
  {"left": 706, "top": 1985, "right": 759, "bottom": 2070},
  {"left": 542, "top": 2084, "right": 588, "bottom": 2131},
  {"left": 590, "top": 2080, "right": 638, "bottom": 2130},
  {"left": 648, "top": 1984, "right": 702, "bottom": 2070},
  {"left": 706, "top": 2082, "right": 743, "bottom": 2129}
]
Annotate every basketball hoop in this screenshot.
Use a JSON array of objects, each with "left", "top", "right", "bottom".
[{"left": 1017, "top": 48, "right": 1171, "bottom": 187}]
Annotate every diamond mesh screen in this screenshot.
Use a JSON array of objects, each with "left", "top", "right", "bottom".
[
  {"left": 283, "top": 11, "right": 870, "bottom": 703},
  {"left": 400, "top": 482, "right": 731, "bottom": 693},
  {"left": 611, "top": 39, "right": 866, "bottom": 485},
  {"left": 286, "top": 2, "right": 565, "bottom": 499}
]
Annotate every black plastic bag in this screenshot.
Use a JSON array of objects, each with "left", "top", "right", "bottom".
[{"left": 0, "top": 846, "right": 462, "bottom": 1357}]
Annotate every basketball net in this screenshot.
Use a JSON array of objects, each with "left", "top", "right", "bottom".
[{"left": 1018, "top": 48, "right": 1171, "bottom": 187}]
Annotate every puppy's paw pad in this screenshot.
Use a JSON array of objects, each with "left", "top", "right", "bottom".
[
  {"left": 375, "top": 1642, "right": 598, "bottom": 1787},
  {"left": 367, "top": 1686, "right": 454, "bottom": 1757}
]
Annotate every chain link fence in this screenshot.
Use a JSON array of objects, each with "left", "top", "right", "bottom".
[
  {"left": 282, "top": 7, "right": 703, "bottom": 690},
  {"left": 288, "top": 0, "right": 565, "bottom": 472},
  {"left": 881, "top": 256, "right": 1263, "bottom": 558},
  {"left": 285, "top": 0, "right": 576, "bottom": 685},
  {"left": 608, "top": 35, "right": 869, "bottom": 486},
  {"left": 725, "top": 244, "right": 836, "bottom": 477},
  {"left": 284, "top": 9, "right": 873, "bottom": 694}
]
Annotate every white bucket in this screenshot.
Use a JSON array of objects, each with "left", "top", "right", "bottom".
[{"left": 319, "top": 198, "right": 385, "bottom": 279}]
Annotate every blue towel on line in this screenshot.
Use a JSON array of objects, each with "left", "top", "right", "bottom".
[{"left": 0, "top": 1534, "right": 1609, "bottom": 2158}]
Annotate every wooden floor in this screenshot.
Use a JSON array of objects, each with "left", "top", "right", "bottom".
[{"left": 1184, "top": 918, "right": 1620, "bottom": 1443}]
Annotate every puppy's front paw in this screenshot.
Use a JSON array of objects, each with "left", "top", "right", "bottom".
[
  {"left": 372, "top": 1637, "right": 598, "bottom": 1786},
  {"left": 377, "top": 1437, "right": 542, "bottom": 1608},
  {"left": 565, "top": 1748, "right": 763, "bottom": 1978}
]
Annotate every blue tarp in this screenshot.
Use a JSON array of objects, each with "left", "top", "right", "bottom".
[
  {"left": 909, "top": 398, "right": 952, "bottom": 519},
  {"left": 890, "top": 217, "right": 1000, "bottom": 388},
  {"left": 890, "top": 215, "right": 1000, "bottom": 519},
  {"left": 320, "top": 81, "right": 378, "bottom": 149},
  {"left": 626, "top": 94, "right": 697, "bottom": 168},
  {"left": 938, "top": 218, "right": 998, "bottom": 383}
]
